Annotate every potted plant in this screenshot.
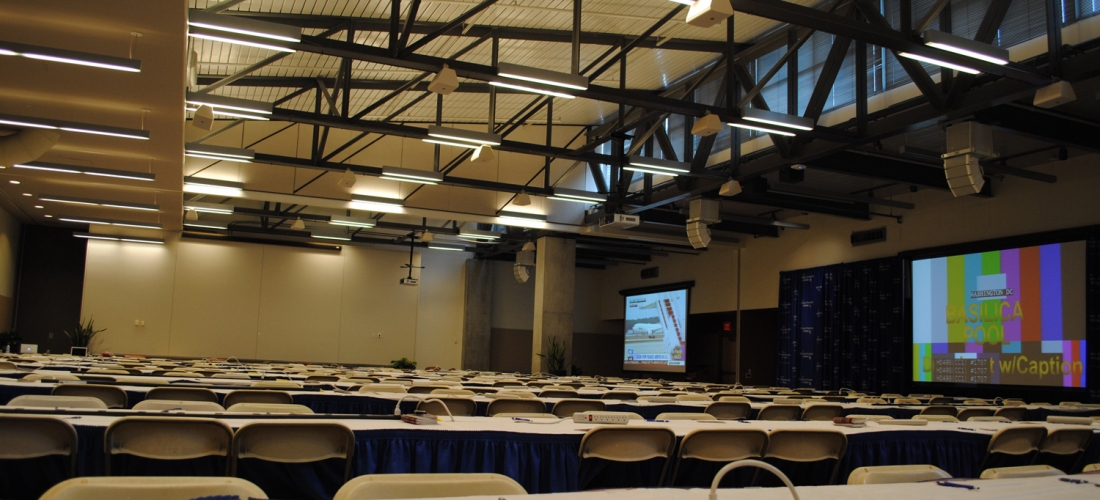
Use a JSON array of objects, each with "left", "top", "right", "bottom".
[
  {"left": 391, "top": 357, "right": 417, "bottom": 370},
  {"left": 538, "top": 335, "right": 567, "bottom": 376},
  {"left": 65, "top": 317, "right": 106, "bottom": 353}
]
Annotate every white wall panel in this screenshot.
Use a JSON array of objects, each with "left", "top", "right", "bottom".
[
  {"left": 255, "top": 245, "right": 345, "bottom": 362},
  {"left": 338, "top": 245, "right": 420, "bottom": 365},
  {"left": 168, "top": 239, "right": 263, "bottom": 359},
  {"left": 416, "top": 249, "right": 471, "bottom": 369}
]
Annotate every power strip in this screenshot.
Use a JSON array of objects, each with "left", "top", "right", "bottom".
[{"left": 573, "top": 411, "right": 631, "bottom": 425}]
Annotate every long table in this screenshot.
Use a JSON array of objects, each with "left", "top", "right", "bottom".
[{"left": 4, "top": 411, "right": 1099, "bottom": 500}]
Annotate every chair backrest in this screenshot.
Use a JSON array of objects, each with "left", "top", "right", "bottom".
[
  {"left": 212, "top": 372, "right": 252, "bottom": 379},
  {"left": 250, "top": 380, "right": 303, "bottom": 389},
  {"left": 928, "top": 397, "right": 954, "bottom": 405},
  {"left": 145, "top": 387, "right": 219, "bottom": 403},
  {"left": 600, "top": 391, "right": 638, "bottom": 400},
  {"left": 551, "top": 399, "right": 605, "bottom": 418},
  {"left": 232, "top": 422, "right": 355, "bottom": 480},
  {"left": 0, "top": 415, "right": 78, "bottom": 477},
  {"left": 493, "top": 381, "right": 524, "bottom": 387},
  {"left": 718, "top": 395, "right": 751, "bottom": 403},
  {"left": 86, "top": 369, "right": 130, "bottom": 375},
  {"left": 772, "top": 397, "right": 803, "bottom": 405},
  {"left": 801, "top": 404, "right": 843, "bottom": 421},
  {"left": 162, "top": 371, "right": 203, "bottom": 377},
  {"left": 306, "top": 375, "right": 340, "bottom": 382},
  {"left": 674, "top": 393, "right": 712, "bottom": 402},
  {"left": 578, "top": 427, "right": 676, "bottom": 466},
  {"left": 919, "top": 405, "right": 958, "bottom": 416},
  {"left": 968, "top": 416, "right": 1010, "bottom": 422},
  {"left": 104, "top": 417, "right": 233, "bottom": 475},
  {"left": 1038, "top": 428, "right": 1093, "bottom": 456},
  {"left": 979, "top": 465, "right": 1064, "bottom": 479},
  {"left": 756, "top": 404, "right": 802, "bottom": 421},
  {"left": 913, "top": 415, "right": 959, "bottom": 422},
  {"left": 847, "top": 465, "right": 951, "bottom": 484},
  {"left": 359, "top": 383, "right": 407, "bottom": 394},
  {"left": 655, "top": 412, "right": 716, "bottom": 421},
  {"left": 23, "top": 373, "right": 81, "bottom": 382},
  {"left": 407, "top": 385, "right": 445, "bottom": 394},
  {"left": 847, "top": 414, "right": 894, "bottom": 422},
  {"left": 418, "top": 398, "right": 478, "bottom": 417},
  {"left": 705, "top": 402, "right": 752, "bottom": 420},
  {"left": 333, "top": 473, "right": 526, "bottom": 500},
  {"left": 495, "top": 390, "right": 537, "bottom": 399},
  {"left": 987, "top": 427, "right": 1048, "bottom": 455},
  {"left": 223, "top": 390, "right": 293, "bottom": 407},
  {"left": 132, "top": 400, "right": 226, "bottom": 412},
  {"left": 539, "top": 390, "right": 580, "bottom": 399},
  {"left": 994, "top": 407, "right": 1027, "bottom": 421},
  {"left": 765, "top": 429, "right": 847, "bottom": 485},
  {"left": 39, "top": 477, "right": 266, "bottom": 500},
  {"left": 957, "top": 408, "right": 995, "bottom": 421},
  {"left": 678, "top": 429, "right": 767, "bottom": 463},
  {"left": 226, "top": 403, "right": 315, "bottom": 414},
  {"left": 856, "top": 397, "right": 886, "bottom": 404},
  {"left": 51, "top": 384, "right": 128, "bottom": 409},
  {"left": 0, "top": 360, "right": 17, "bottom": 370},
  {"left": 486, "top": 398, "right": 546, "bottom": 416},
  {"left": 431, "top": 388, "right": 476, "bottom": 397},
  {"left": 893, "top": 398, "right": 922, "bottom": 405},
  {"left": 8, "top": 395, "right": 107, "bottom": 409},
  {"left": 1083, "top": 463, "right": 1100, "bottom": 472}
]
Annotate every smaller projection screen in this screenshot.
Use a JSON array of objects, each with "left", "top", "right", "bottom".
[
  {"left": 624, "top": 288, "right": 688, "bottom": 373},
  {"left": 911, "top": 241, "right": 1087, "bottom": 387}
]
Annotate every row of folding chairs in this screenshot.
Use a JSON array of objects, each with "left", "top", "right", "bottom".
[{"left": 9, "top": 385, "right": 295, "bottom": 410}]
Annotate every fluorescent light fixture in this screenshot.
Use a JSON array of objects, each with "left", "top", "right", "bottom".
[
  {"left": 351, "top": 194, "right": 404, "bottom": 212},
  {"left": 458, "top": 227, "right": 501, "bottom": 241},
  {"left": 422, "top": 138, "right": 481, "bottom": 149},
  {"left": 82, "top": 167, "right": 156, "bottom": 182},
  {"left": 184, "top": 221, "right": 229, "bottom": 230},
  {"left": 60, "top": 218, "right": 109, "bottom": 225},
  {"left": 0, "top": 113, "right": 150, "bottom": 140},
  {"left": 426, "top": 125, "right": 501, "bottom": 146},
  {"left": 727, "top": 122, "right": 797, "bottom": 137},
  {"left": 183, "top": 176, "right": 244, "bottom": 197},
  {"left": 623, "top": 164, "right": 683, "bottom": 176},
  {"left": 741, "top": 108, "right": 815, "bottom": 131},
  {"left": 188, "top": 10, "right": 302, "bottom": 43},
  {"left": 184, "top": 143, "right": 255, "bottom": 162},
  {"left": 497, "top": 62, "right": 588, "bottom": 91},
  {"left": 40, "top": 195, "right": 159, "bottom": 211},
  {"left": 0, "top": 40, "right": 141, "bottom": 72},
  {"left": 185, "top": 91, "right": 273, "bottom": 115},
  {"left": 428, "top": 243, "right": 466, "bottom": 251},
  {"left": 380, "top": 166, "right": 444, "bottom": 185},
  {"left": 120, "top": 237, "right": 165, "bottom": 244},
  {"left": 497, "top": 211, "right": 547, "bottom": 222},
  {"left": 667, "top": 0, "right": 696, "bottom": 4},
  {"left": 627, "top": 155, "right": 691, "bottom": 174},
  {"left": 923, "top": 29, "right": 1009, "bottom": 65},
  {"left": 897, "top": 52, "right": 980, "bottom": 74},
  {"left": 14, "top": 162, "right": 82, "bottom": 174},
  {"left": 186, "top": 106, "right": 270, "bottom": 120},
  {"left": 329, "top": 215, "right": 376, "bottom": 228},
  {"left": 73, "top": 232, "right": 120, "bottom": 241},
  {"left": 188, "top": 26, "right": 297, "bottom": 53},
  {"left": 183, "top": 201, "right": 234, "bottom": 214},
  {"left": 548, "top": 187, "right": 607, "bottom": 204},
  {"left": 58, "top": 215, "right": 163, "bottom": 230},
  {"left": 112, "top": 222, "right": 164, "bottom": 230},
  {"left": 488, "top": 80, "right": 575, "bottom": 99},
  {"left": 311, "top": 230, "right": 352, "bottom": 241}
]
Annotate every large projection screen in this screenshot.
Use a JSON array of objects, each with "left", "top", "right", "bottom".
[
  {"left": 624, "top": 288, "right": 688, "bottom": 373},
  {"left": 911, "top": 240, "right": 1087, "bottom": 388}
]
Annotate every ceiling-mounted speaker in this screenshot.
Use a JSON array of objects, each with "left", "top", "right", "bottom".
[
  {"left": 691, "top": 114, "right": 724, "bottom": 136},
  {"left": 0, "top": 128, "right": 61, "bottom": 168},
  {"left": 944, "top": 154, "right": 985, "bottom": 197},
  {"left": 185, "top": 209, "right": 199, "bottom": 221},
  {"left": 1033, "top": 81, "right": 1075, "bottom": 109},
  {"left": 191, "top": 105, "right": 214, "bottom": 131},
  {"left": 420, "top": 230, "right": 434, "bottom": 243},
  {"left": 513, "top": 262, "right": 530, "bottom": 283},
  {"left": 516, "top": 249, "right": 535, "bottom": 267},
  {"left": 470, "top": 144, "right": 495, "bottom": 163},
  {"left": 688, "top": 198, "right": 721, "bottom": 224},
  {"left": 188, "top": 50, "right": 199, "bottom": 90},
  {"left": 291, "top": 217, "right": 306, "bottom": 230},
  {"left": 686, "top": 221, "right": 711, "bottom": 249},
  {"left": 686, "top": 0, "right": 734, "bottom": 28},
  {"left": 428, "top": 64, "right": 459, "bottom": 95},
  {"left": 513, "top": 192, "right": 532, "bottom": 206},
  {"left": 719, "top": 180, "right": 741, "bottom": 197},
  {"left": 337, "top": 168, "right": 357, "bottom": 188}
]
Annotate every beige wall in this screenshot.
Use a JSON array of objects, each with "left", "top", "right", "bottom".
[
  {"left": 0, "top": 205, "right": 19, "bottom": 330},
  {"left": 82, "top": 235, "right": 470, "bottom": 366}
]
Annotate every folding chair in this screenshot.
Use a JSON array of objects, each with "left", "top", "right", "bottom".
[
  {"left": 978, "top": 426, "right": 1048, "bottom": 474},
  {"left": 801, "top": 404, "right": 843, "bottom": 421},
  {"left": 655, "top": 412, "right": 716, "bottom": 421},
  {"left": 226, "top": 403, "right": 314, "bottom": 414},
  {"left": 670, "top": 429, "right": 767, "bottom": 486},
  {"left": 847, "top": 465, "right": 950, "bottom": 484},
  {"left": 104, "top": 417, "right": 233, "bottom": 476},
  {"left": 756, "top": 404, "right": 802, "bottom": 421},
  {"left": 7, "top": 395, "right": 107, "bottom": 409},
  {"left": 223, "top": 390, "right": 293, "bottom": 407},
  {"left": 762, "top": 430, "right": 847, "bottom": 485},
  {"left": 578, "top": 427, "right": 676, "bottom": 489},
  {"left": 417, "top": 398, "right": 478, "bottom": 417},
  {"left": 231, "top": 422, "right": 355, "bottom": 497},
  {"left": 1033, "top": 428, "right": 1093, "bottom": 473},
  {"left": 0, "top": 415, "right": 78, "bottom": 498},
  {"left": 979, "top": 465, "right": 1063, "bottom": 479},
  {"left": 39, "top": 477, "right": 265, "bottom": 500},
  {"left": 145, "top": 387, "right": 219, "bottom": 403},
  {"left": 333, "top": 473, "right": 526, "bottom": 500},
  {"left": 705, "top": 402, "right": 751, "bottom": 420},
  {"left": 51, "top": 385, "right": 127, "bottom": 409},
  {"left": 551, "top": 399, "right": 605, "bottom": 418},
  {"left": 919, "top": 405, "right": 958, "bottom": 416},
  {"left": 486, "top": 398, "right": 546, "bottom": 416},
  {"left": 132, "top": 400, "right": 225, "bottom": 412},
  {"left": 956, "top": 408, "right": 995, "bottom": 421}
]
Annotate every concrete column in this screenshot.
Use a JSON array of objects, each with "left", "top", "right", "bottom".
[
  {"left": 532, "top": 236, "right": 575, "bottom": 374},
  {"left": 461, "top": 259, "right": 493, "bottom": 370}
]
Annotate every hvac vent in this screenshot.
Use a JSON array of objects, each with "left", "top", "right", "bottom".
[
  {"left": 851, "top": 227, "right": 887, "bottom": 247},
  {"left": 641, "top": 267, "right": 659, "bottom": 280}
]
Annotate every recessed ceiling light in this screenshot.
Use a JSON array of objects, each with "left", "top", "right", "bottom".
[{"left": 9, "top": 180, "right": 19, "bottom": 184}]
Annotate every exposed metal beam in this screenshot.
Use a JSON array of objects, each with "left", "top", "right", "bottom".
[
  {"left": 944, "top": 0, "right": 1012, "bottom": 106},
  {"left": 397, "top": 0, "right": 422, "bottom": 54},
  {"left": 589, "top": 6, "right": 685, "bottom": 79},
  {"left": 400, "top": 0, "right": 500, "bottom": 57},
  {"left": 914, "top": 0, "right": 950, "bottom": 33},
  {"left": 726, "top": 0, "right": 1048, "bottom": 84},
  {"left": 226, "top": 12, "right": 741, "bottom": 53},
  {"left": 974, "top": 104, "right": 1100, "bottom": 155},
  {"left": 806, "top": 150, "right": 949, "bottom": 189},
  {"left": 768, "top": 183, "right": 916, "bottom": 209},
  {"left": 195, "top": 52, "right": 291, "bottom": 94},
  {"left": 205, "top": 0, "right": 249, "bottom": 14}
]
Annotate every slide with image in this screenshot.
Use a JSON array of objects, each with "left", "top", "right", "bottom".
[
  {"left": 911, "top": 241, "right": 1086, "bottom": 388},
  {"left": 624, "top": 289, "right": 687, "bottom": 373}
]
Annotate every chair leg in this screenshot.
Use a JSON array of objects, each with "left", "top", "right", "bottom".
[{"left": 669, "top": 457, "right": 682, "bottom": 487}]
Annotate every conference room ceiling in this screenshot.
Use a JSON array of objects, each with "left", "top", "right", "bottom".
[{"left": 2, "top": 0, "right": 1099, "bottom": 255}]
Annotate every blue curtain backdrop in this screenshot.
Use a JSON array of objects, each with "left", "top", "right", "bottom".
[{"left": 776, "top": 257, "right": 905, "bottom": 393}]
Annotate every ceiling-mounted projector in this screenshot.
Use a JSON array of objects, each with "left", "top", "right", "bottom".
[{"left": 686, "top": 0, "right": 733, "bottom": 28}]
